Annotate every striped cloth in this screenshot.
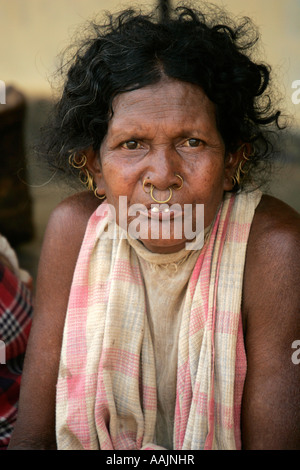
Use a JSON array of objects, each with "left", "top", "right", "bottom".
[
  {"left": 56, "top": 189, "right": 262, "bottom": 450},
  {"left": 0, "top": 263, "right": 33, "bottom": 450}
]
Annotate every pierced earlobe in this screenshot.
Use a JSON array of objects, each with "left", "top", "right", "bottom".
[{"left": 94, "top": 187, "right": 106, "bottom": 200}]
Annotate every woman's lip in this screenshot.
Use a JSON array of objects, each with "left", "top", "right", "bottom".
[{"left": 138, "top": 205, "right": 183, "bottom": 221}]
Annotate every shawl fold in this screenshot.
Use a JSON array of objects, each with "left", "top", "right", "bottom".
[{"left": 56, "top": 189, "right": 262, "bottom": 450}]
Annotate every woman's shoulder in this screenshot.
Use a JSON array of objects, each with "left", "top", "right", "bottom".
[
  {"left": 46, "top": 190, "right": 101, "bottom": 248},
  {"left": 243, "top": 192, "right": 300, "bottom": 326},
  {"left": 49, "top": 189, "right": 101, "bottom": 228},
  {"left": 248, "top": 193, "right": 300, "bottom": 256},
  {"left": 37, "top": 190, "right": 101, "bottom": 296}
]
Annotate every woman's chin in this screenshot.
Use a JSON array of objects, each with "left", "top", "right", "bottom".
[{"left": 137, "top": 237, "right": 190, "bottom": 254}]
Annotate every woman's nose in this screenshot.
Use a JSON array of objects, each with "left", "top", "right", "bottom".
[{"left": 143, "top": 146, "right": 182, "bottom": 191}]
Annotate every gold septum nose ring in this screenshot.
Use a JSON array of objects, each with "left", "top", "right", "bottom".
[{"left": 143, "top": 174, "right": 183, "bottom": 204}]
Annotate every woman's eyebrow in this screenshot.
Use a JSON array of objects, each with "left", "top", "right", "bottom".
[{"left": 108, "top": 124, "right": 210, "bottom": 139}]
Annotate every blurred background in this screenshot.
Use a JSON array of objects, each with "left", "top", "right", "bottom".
[{"left": 0, "top": 0, "right": 299, "bottom": 283}]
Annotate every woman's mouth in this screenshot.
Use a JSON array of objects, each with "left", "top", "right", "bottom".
[{"left": 138, "top": 204, "right": 183, "bottom": 221}]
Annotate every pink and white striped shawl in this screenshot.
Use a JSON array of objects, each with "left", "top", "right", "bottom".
[{"left": 56, "top": 189, "right": 262, "bottom": 450}]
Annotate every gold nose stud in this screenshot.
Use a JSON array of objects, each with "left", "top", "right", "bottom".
[
  {"left": 143, "top": 178, "right": 151, "bottom": 194},
  {"left": 174, "top": 174, "right": 183, "bottom": 190}
]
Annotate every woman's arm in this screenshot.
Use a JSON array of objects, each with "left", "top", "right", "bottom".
[
  {"left": 241, "top": 195, "right": 300, "bottom": 450},
  {"left": 8, "top": 191, "right": 100, "bottom": 450}
]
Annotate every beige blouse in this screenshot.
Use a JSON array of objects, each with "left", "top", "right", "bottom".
[{"left": 127, "top": 237, "right": 202, "bottom": 448}]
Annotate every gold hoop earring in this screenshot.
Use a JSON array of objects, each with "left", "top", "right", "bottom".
[
  {"left": 79, "top": 169, "right": 94, "bottom": 191},
  {"left": 235, "top": 167, "right": 242, "bottom": 186},
  {"left": 94, "top": 187, "right": 106, "bottom": 200},
  {"left": 242, "top": 147, "right": 252, "bottom": 162},
  {"left": 231, "top": 175, "right": 237, "bottom": 187},
  {"left": 69, "top": 152, "right": 87, "bottom": 169},
  {"left": 232, "top": 162, "right": 245, "bottom": 187},
  {"left": 232, "top": 147, "right": 253, "bottom": 188},
  {"left": 238, "top": 160, "right": 246, "bottom": 176},
  {"left": 173, "top": 174, "right": 183, "bottom": 190},
  {"left": 150, "top": 185, "right": 172, "bottom": 204}
]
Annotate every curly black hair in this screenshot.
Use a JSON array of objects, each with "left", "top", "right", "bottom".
[{"left": 41, "top": 2, "right": 284, "bottom": 190}]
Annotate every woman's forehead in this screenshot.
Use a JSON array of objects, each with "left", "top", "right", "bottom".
[
  {"left": 108, "top": 79, "right": 217, "bottom": 132},
  {"left": 112, "top": 79, "right": 210, "bottom": 110}
]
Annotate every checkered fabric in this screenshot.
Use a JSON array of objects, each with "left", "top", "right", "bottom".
[
  {"left": 56, "top": 190, "right": 262, "bottom": 450},
  {"left": 0, "top": 263, "right": 33, "bottom": 450}
]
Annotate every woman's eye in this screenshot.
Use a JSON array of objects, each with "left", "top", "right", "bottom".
[
  {"left": 121, "top": 140, "right": 141, "bottom": 150},
  {"left": 184, "top": 138, "right": 202, "bottom": 148}
]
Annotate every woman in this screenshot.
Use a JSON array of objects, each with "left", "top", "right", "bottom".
[{"left": 9, "top": 5, "right": 300, "bottom": 450}]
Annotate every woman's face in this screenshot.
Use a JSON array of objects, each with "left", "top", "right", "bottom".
[{"left": 91, "top": 78, "right": 238, "bottom": 253}]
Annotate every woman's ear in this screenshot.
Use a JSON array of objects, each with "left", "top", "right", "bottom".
[
  {"left": 85, "top": 148, "right": 105, "bottom": 195},
  {"left": 223, "top": 143, "right": 250, "bottom": 191},
  {"left": 85, "top": 147, "right": 101, "bottom": 175}
]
